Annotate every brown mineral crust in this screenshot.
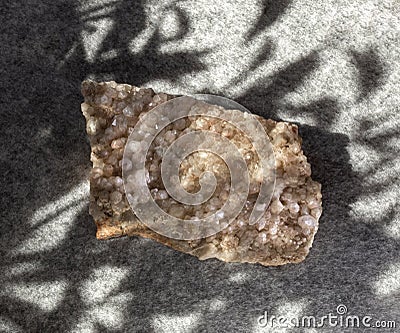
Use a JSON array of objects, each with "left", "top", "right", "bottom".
[{"left": 81, "top": 80, "right": 323, "bottom": 266}]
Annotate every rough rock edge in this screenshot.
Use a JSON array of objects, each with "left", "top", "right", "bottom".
[{"left": 81, "top": 80, "right": 323, "bottom": 266}]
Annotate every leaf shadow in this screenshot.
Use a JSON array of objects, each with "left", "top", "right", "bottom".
[
  {"left": 350, "top": 47, "right": 387, "bottom": 101},
  {"left": 246, "top": 0, "right": 292, "bottom": 41}
]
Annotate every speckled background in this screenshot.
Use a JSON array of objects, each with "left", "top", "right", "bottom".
[{"left": 1, "top": 0, "right": 399, "bottom": 332}]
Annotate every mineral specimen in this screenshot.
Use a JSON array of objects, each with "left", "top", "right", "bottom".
[{"left": 81, "top": 80, "right": 322, "bottom": 266}]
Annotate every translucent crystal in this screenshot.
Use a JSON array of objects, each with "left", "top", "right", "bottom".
[{"left": 81, "top": 80, "right": 323, "bottom": 266}]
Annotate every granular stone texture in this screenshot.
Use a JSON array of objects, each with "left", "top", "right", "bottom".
[{"left": 81, "top": 80, "right": 322, "bottom": 266}]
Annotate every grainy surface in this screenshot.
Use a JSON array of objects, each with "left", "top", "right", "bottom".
[
  {"left": 1, "top": 0, "right": 399, "bottom": 332},
  {"left": 81, "top": 80, "right": 322, "bottom": 266}
]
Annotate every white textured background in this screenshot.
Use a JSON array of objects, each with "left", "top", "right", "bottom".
[{"left": 1, "top": 0, "right": 399, "bottom": 332}]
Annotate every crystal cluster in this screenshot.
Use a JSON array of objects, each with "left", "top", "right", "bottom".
[{"left": 81, "top": 80, "right": 322, "bottom": 266}]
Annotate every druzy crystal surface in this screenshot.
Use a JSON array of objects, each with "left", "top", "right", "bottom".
[{"left": 81, "top": 80, "right": 322, "bottom": 266}]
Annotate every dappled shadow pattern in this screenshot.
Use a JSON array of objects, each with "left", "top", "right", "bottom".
[
  {"left": 0, "top": 0, "right": 207, "bottom": 254},
  {"left": 65, "top": 1, "right": 208, "bottom": 84}
]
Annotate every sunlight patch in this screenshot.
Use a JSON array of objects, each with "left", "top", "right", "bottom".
[
  {"left": 159, "top": 8, "right": 182, "bottom": 40},
  {"left": 228, "top": 271, "right": 250, "bottom": 283},
  {"left": 29, "top": 182, "right": 89, "bottom": 226},
  {"left": 0, "top": 317, "right": 23, "bottom": 333},
  {"left": 1, "top": 261, "right": 42, "bottom": 282},
  {"left": 209, "top": 298, "right": 226, "bottom": 312},
  {"left": 2, "top": 281, "right": 67, "bottom": 312},
  {"left": 373, "top": 262, "right": 400, "bottom": 297},
  {"left": 87, "top": 303, "right": 124, "bottom": 329},
  {"left": 16, "top": 182, "right": 89, "bottom": 254},
  {"left": 73, "top": 292, "right": 132, "bottom": 331},
  {"left": 79, "top": 0, "right": 118, "bottom": 18},
  {"left": 81, "top": 18, "right": 114, "bottom": 63},
  {"left": 71, "top": 321, "right": 95, "bottom": 333},
  {"left": 349, "top": 185, "right": 399, "bottom": 224},
  {"left": 347, "top": 142, "right": 381, "bottom": 174},
  {"left": 80, "top": 265, "right": 129, "bottom": 305},
  {"left": 128, "top": 25, "right": 156, "bottom": 54},
  {"left": 384, "top": 217, "right": 400, "bottom": 239},
  {"left": 152, "top": 312, "right": 201, "bottom": 333}
]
